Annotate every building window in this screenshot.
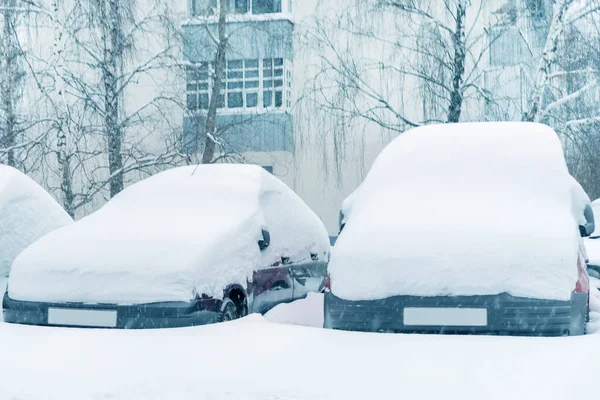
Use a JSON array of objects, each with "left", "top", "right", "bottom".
[
  {"left": 191, "top": 0, "right": 217, "bottom": 16},
  {"left": 194, "top": 0, "right": 284, "bottom": 16},
  {"left": 226, "top": 59, "right": 259, "bottom": 108},
  {"left": 186, "top": 58, "right": 291, "bottom": 112},
  {"left": 252, "top": 0, "right": 281, "bottom": 14},
  {"left": 229, "top": 0, "right": 249, "bottom": 14},
  {"left": 527, "top": 0, "right": 545, "bottom": 21},
  {"left": 263, "top": 58, "right": 284, "bottom": 108},
  {"left": 262, "top": 165, "right": 274, "bottom": 174},
  {"left": 186, "top": 63, "right": 210, "bottom": 110}
]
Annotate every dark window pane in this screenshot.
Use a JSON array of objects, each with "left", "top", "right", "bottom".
[
  {"left": 246, "top": 70, "right": 259, "bottom": 78},
  {"left": 228, "top": 92, "right": 243, "bottom": 108},
  {"left": 228, "top": 70, "right": 243, "bottom": 79},
  {"left": 274, "top": 79, "right": 283, "bottom": 87},
  {"left": 264, "top": 79, "right": 273, "bottom": 88},
  {"left": 186, "top": 67, "right": 198, "bottom": 81},
  {"left": 218, "top": 94, "right": 225, "bottom": 108},
  {"left": 263, "top": 69, "right": 272, "bottom": 78},
  {"left": 263, "top": 58, "right": 272, "bottom": 67},
  {"left": 263, "top": 90, "right": 273, "bottom": 107},
  {"left": 274, "top": 58, "right": 284, "bottom": 66},
  {"left": 246, "top": 93, "right": 258, "bottom": 107},
  {"left": 235, "top": 0, "right": 248, "bottom": 13},
  {"left": 245, "top": 59, "right": 259, "bottom": 68},
  {"left": 228, "top": 81, "right": 243, "bottom": 89},
  {"left": 192, "top": 0, "right": 217, "bottom": 16},
  {"left": 187, "top": 93, "right": 197, "bottom": 110},
  {"left": 198, "top": 64, "right": 209, "bottom": 79},
  {"left": 220, "top": 81, "right": 227, "bottom": 90},
  {"left": 199, "top": 94, "right": 209, "bottom": 110},
  {"left": 262, "top": 165, "right": 273, "bottom": 174},
  {"left": 275, "top": 91, "right": 283, "bottom": 107},
  {"left": 198, "top": 82, "right": 209, "bottom": 90},
  {"left": 252, "top": 0, "right": 281, "bottom": 14},
  {"left": 228, "top": 60, "right": 243, "bottom": 69},
  {"left": 187, "top": 83, "right": 198, "bottom": 91},
  {"left": 245, "top": 80, "right": 259, "bottom": 88},
  {"left": 274, "top": 68, "right": 283, "bottom": 77}
]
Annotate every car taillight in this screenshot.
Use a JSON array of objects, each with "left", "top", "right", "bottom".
[
  {"left": 575, "top": 255, "right": 590, "bottom": 293},
  {"left": 325, "top": 273, "right": 331, "bottom": 291}
]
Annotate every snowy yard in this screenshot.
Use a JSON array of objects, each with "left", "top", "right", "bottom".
[{"left": 1, "top": 290, "right": 600, "bottom": 400}]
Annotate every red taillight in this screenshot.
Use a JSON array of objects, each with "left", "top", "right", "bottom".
[
  {"left": 575, "top": 255, "right": 590, "bottom": 293},
  {"left": 325, "top": 273, "right": 331, "bottom": 291}
]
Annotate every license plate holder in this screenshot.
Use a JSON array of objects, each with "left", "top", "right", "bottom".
[
  {"left": 48, "top": 308, "right": 118, "bottom": 328},
  {"left": 403, "top": 307, "right": 487, "bottom": 327}
]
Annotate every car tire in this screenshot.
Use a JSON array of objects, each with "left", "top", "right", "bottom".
[{"left": 218, "top": 298, "right": 237, "bottom": 322}]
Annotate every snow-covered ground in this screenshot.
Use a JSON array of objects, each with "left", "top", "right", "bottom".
[{"left": 2, "top": 289, "right": 600, "bottom": 399}]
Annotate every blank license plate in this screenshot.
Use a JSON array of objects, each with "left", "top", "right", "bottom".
[
  {"left": 403, "top": 307, "right": 487, "bottom": 326},
  {"left": 48, "top": 308, "right": 118, "bottom": 328}
]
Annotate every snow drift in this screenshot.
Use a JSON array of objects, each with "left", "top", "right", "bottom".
[
  {"left": 331, "top": 122, "right": 586, "bottom": 301},
  {"left": 8, "top": 165, "right": 329, "bottom": 304},
  {"left": 0, "top": 165, "right": 72, "bottom": 286}
]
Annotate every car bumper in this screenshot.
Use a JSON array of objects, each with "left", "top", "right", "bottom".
[
  {"left": 2, "top": 292, "right": 220, "bottom": 329},
  {"left": 324, "top": 291, "right": 588, "bottom": 336}
]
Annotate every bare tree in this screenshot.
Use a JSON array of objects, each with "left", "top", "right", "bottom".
[
  {"left": 302, "top": 0, "right": 497, "bottom": 138},
  {"left": 201, "top": 0, "right": 227, "bottom": 164},
  {"left": 523, "top": 0, "right": 600, "bottom": 122},
  {"left": 0, "top": 0, "right": 26, "bottom": 167}
]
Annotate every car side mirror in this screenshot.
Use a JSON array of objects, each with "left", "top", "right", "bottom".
[
  {"left": 258, "top": 229, "right": 270, "bottom": 250},
  {"left": 581, "top": 204, "right": 596, "bottom": 237},
  {"left": 580, "top": 223, "right": 595, "bottom": 237}
]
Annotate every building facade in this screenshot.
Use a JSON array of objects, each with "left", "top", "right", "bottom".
[{"left": 182, "top": 0, "right": 296, "bottom": 177}]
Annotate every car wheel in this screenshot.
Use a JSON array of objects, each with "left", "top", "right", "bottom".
[{"left": 218, "top": 298, "right": 237, "bottom": 322}]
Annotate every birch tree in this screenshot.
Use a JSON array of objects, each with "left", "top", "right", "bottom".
[
  {"left": 523, "top": 0, "right": 600, "bottom": 122},
  {"left": 303, "top": 0, "right": 496, "bottom": 138},
  {"left": 0, "top": 0, "right": 26, "bottom": 168},
  {"left": 201, "top": 0, "right": 227, "bottom": 164}
]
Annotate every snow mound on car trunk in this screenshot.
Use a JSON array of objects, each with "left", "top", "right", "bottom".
[
  {"left": 331, "top": 122, "right": 584, "bottom": 301},
  {"left": 8, "top": 165, "right": 330, "bottom": 305},
  {"left": 0, "top": 165, "right": 72, "bottom": 280}
]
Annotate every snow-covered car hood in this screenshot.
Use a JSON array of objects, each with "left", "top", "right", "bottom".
[
  {"left": 0, "top": 165, "right": 73, "bottom": 280},
  {"left": 331, "top": 122, "right": 586, "bottom": 302},
  {"left": 8, "top": 165, "right": 330, "bottom": 305}
]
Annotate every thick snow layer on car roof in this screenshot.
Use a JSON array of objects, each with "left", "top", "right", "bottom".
[
  {"left": 331, "top": 122, "right": 585, "bottom": 301},
  {"left": 8, "top": 165, "right": 329, "bottom": 304},
  {"left": 0, "top": 165, "right": 72, "bottom": 280}
]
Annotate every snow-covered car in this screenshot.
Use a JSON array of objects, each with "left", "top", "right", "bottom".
[
  {"left": 325, "top": 122, "right": 591, "bottom": 336},
  {"left": 3, "top": 165, "right": 330, "bottom": 328},
  {"left": 0, "top": 165, "right": 73, "bottom": 293}
]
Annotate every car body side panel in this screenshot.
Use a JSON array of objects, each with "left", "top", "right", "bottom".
[
  {"left": 324, "top": 291, "right": 588, "bottom": 336},
  {"left": 291, "top": 260, "right": 327, "bottom": 300},
  {"left": 251, "top": 265, "right": 294, "bottom": 314}
]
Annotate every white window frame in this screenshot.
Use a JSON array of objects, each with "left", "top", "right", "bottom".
[
  {"left": 186, "top": 58, "right": 292, "bottom": 114},
  {"left": 191, "top": 0, "right": 285, "bottom": 16}
]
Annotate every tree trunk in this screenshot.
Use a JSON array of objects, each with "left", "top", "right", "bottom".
[
  {"left": 446, "top": 0, "right": 467, "bottom": 123},
  {"left": 0, "top": 0, "right": 19, "bottom": 167},
  {"left": 52, "top": 0, "right": 75, "bottom": 216},
  {"left": 522, "top": 0, "right": 572, "bottom": 122},
  {"left": 201, "top": 0, "right": 227, "bottom": 164},
  {"left": 104, "top": 0, "right": 124, "bottom": 196}
]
